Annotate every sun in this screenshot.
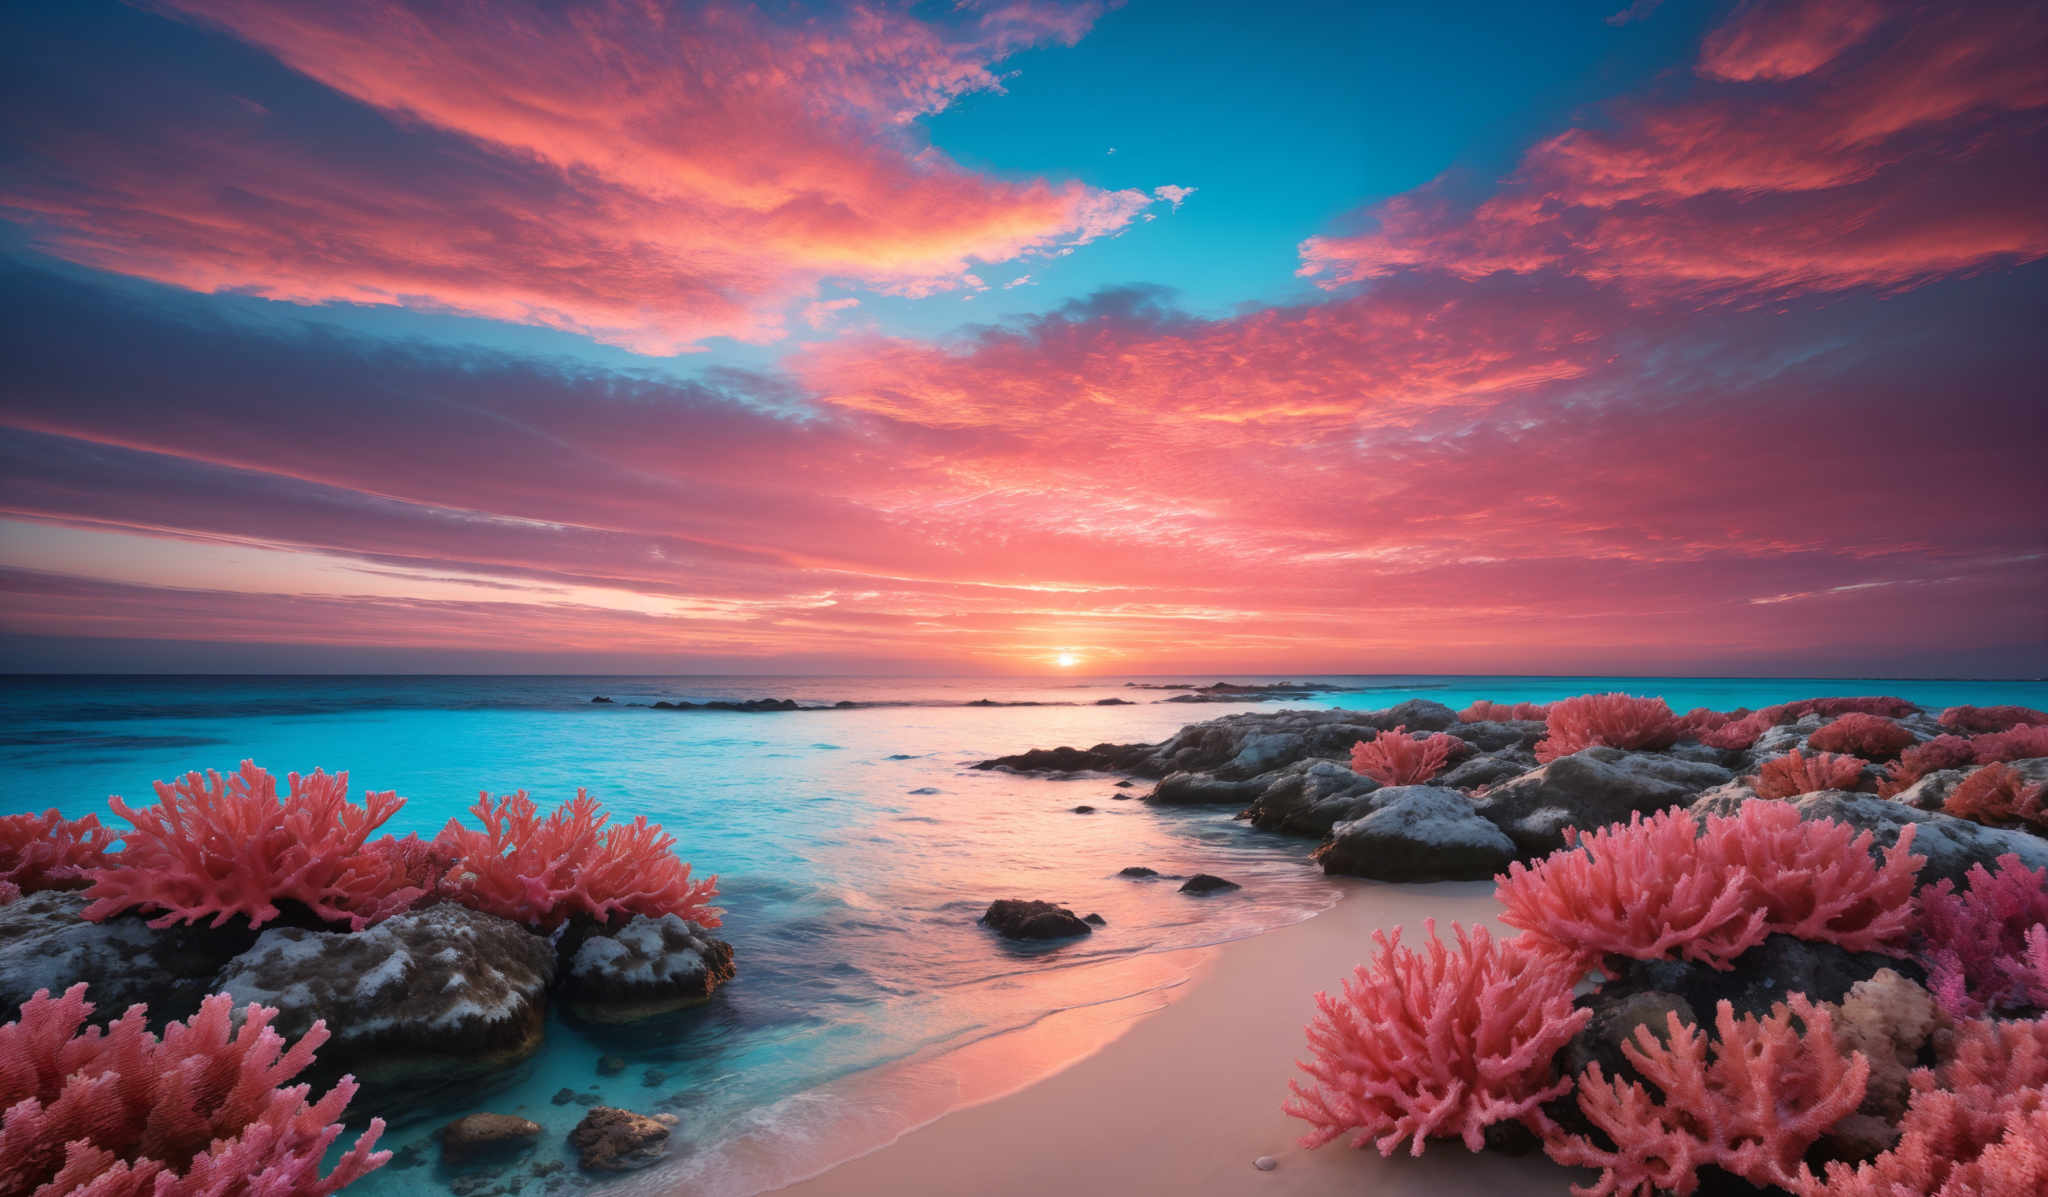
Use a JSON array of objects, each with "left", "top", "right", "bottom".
[{"left": 1054, "top": 652, "right": 1080, "bottom": 668}]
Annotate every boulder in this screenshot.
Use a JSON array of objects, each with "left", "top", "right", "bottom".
[
  {"left": 1179, "top": 874, "right": 1240, "bottom": 895},
  {"left": 1472, "top": 748, "right": 1734, "bottom": 857},
  {"left": 1437, "top": 751, "right": 1534, "bottom": 792},
  {"left": 568, "top": 1106, "right": 676, "bottom": 1173},
  {"left": 440, "top": 1113, "right": 542, "bottom": 1165},
  {"left": 1889, "top": 768, "right": 1970, "bottom": 811},
  {"left": 1689, "top": 789, "right": 2048, "bottom": 885},
  {"left": 0, "top": 890, "right": 256, "bottom": 1025},
  {"left": 1597, "top": 934, "right": 1924, "bottom": 1025},
  {"left": 1145, "top": 771, "right": 1268, "bottom": 806},
  {"left": 1447, "top": 720, "right": 1547, "bottom": 753},
  {"left": 980, "top": 900, "right": 1092, "bottom": 940},
  {"left": 557, "top": 914, "right": 735, "bottom": 1023},
  {"left": 1314, "top": 786, "right": 1518, "bottom": 882},
  {"left": 1117, "top": 866, "right": 1161, "bottom": 878},
  {"left": 210, "top": 902, "right": 553, "bottom": 1107},
  {"left": 1383, "top": 698, "right": 1460, "bottom": 731},
  {"left": 1236, "top": 759, "right": 1381, "bottom": 836}
]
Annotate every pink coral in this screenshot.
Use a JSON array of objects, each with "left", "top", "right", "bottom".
[
  {"left": 1753, "top": 749, "right": 1869, "bottom": 799},
  {"left": 1546, "top": 996, "right": 1868, "bottom": 1196},
  {"left": 1695, "top": 697, "right": 1918, "bottom": 751},
  {"left": 1916, "top": 854, "right": 2048, "bottom": 1018},
  {"left": 1941, "top": 704, "right": 2048, "bottom": 733},
  {"left": 1496, "top": 803, "right": 1921, "bottom": 974},
  {"left": 1459, "top": 700, "right": 1549, "bottom": 721},
  {"left": 1877, "top": 734, "right": 1978, "bottom": 797},
  {"left": 1349, "top": 726, "right": 1459, "bottom": 786},
  {"left": 438, "top": 788, "right": 720, "bottom": 932},
  {"left": 0, "top": 809, "right": 115, "bottom": 893},
  {"left": 1284, "top": 921, "right": 1590, "bottom": 1155},
  {"left": 0, "top": 983, "right": 387, "bottom": 1196},
  {"left": 1535, "top": 693, "right": 1679, "bottom": 763},
  {"left": 1971, "top": 723, "right": 2048, "bottom": 763},
  {"left": 1942, "top": 762, "right": 2048, "bottom": 829},
  {"left": 82, "top": 761, "right": 418, "bottom": 931},
  {"left": 1807, "top": 713, "right": 1916, "bottom": 760}
]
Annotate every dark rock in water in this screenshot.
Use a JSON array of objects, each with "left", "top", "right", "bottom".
[
  {"left": 834, "top": 701, "right": 859, "bottom": 708},
  {"left": 568, "top": 1106, "right": 676, "bottom": 1173},
  {"left": 1072, "top": 804, "right": 1096, "bottom": 813},
  {"left": 1689, "top": 788, "right": 2048, "bottom": 885},
  {"left": 590, "top": 696, "right": 614, "bottom": 704},
  {"left": 654, "top": 697, "right": 802, "bottom": 712},
  {"left": 597, "top": 1055, "right": 627, "bottom": 1076},
  {"left": 1118, "top": 866, "right": 1160, "bottom": 878},
  {"left": 1599, "top": 934, "right": 1924, "bottom": 1025},
  {"left": 1095, "top": 697, "right": 1133, "bottom": 705},
  {"left": 209, "top": 902, "right": 553, "bottom": 1110},
  {"left": 1114, "top": 779, "right": 1135, "bottom": 788},
  {"left": 1472, "top": 747, "right": 1733, "bottom": 857},
  {"left": 551, "top": 1088, "right": 577, "bottom": 1106},
  {"left": 642, "top": 1069, "right": 668, "bottom": 1087},
  {"left": 1111, "top": 793, "right": 1133, "bottom": 801},
  {"left": 1437, "top": 750, "right": 1536, "bottom": 792},
  {"left": 976, "top": 708, "right": 1398, "bottom": 779},
  {"left": 1179, "top": 873, "right": 1240, "bottom": 895},
  {"left": 1314, "top": 786, "right": 1517, "bottom": 882},
  {"left": 557, "top": 914, "right": 736, "bottom": 1023},
  {"left": 907, "top": 786, "right": 941, "bottom": 795},
  {"left": 0, "top": 890, "right": 257, "bottom": 1026},
  {"left": 441, "top": 1113, "right": 542, "bottom": 1165},
  {"left": 1236, "top": 759, "right": 1380, "bottom": 836},
  {"left": 1084, "top": 913, "right": 1107, "bottom": 926},
  {"left": 980, "top": 899, "right": 1093, "bottom": 940},
  {"left": 1145, "top": 771, "right": 1268, "bottom": 806},
  {"left": 887, "top": 753, "right": 920, "bottom": 760}
]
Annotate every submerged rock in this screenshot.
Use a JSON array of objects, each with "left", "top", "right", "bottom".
[
  {"left": 568, "top": 1107, "right": 676, "bottom": 1173},
  {"left": 1117, "top": 866, "right": 1161, "bottom": 878},
  {"left": 0, "top": 890, "right": 256, "bottom": 1026},
  {"left": 1472, "top": 747, "right": 1734, "bottom": 857},
  {"left": 557, "top": 914, "right": 736, "bottom": 1024},
  {"left": 1178, "top": 873, "right": 1240, "bottom": 895},
  {"left": 1689, "top": 788, "right": 2048, "bottom": 885},
  {"left": 210, "top": 902, "right": 554, "bottom": 1107},
  {"left": 980, "top": 899, "right": 1092, "bottom": 940},
  {"left": 1314, "top": 786, "right": 1517, "bottom": 882},
  {"left": 441, "top": 1113, "right": 542, "bottom": 1165},
  {"left": 1145, "top": 771, "right": 1268, "bottom": 806}
]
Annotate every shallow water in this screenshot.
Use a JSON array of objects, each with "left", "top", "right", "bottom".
[{"left": 2, "top": 673, "right": 2042, "bottom": 1194}]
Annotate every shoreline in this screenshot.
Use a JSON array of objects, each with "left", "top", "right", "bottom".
[{"left": 770, "top": 878, "right": 1580, "bottom": 1196}]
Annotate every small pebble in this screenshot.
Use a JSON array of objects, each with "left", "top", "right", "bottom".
[{"left": 1253, "top": 1155, "right": 1278, "bottom": 1172}]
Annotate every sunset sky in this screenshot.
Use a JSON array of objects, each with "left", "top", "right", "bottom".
[{"left": 1, "top": 0, "right": 2042, "bottom": 675}]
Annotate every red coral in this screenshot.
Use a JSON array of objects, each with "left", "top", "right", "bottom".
[
  {"left": 438, "top": 789, "right": 720, "bottom": 932},
  {"left": 0, "top": 983, "right": 387, "bottom": 1195},
  {"left": 82, "top": 761, "right": 418, "bottom": 931},
  {"left": 1807, "top": 713, "right": 1916, "bottom": 761},
  {"left": 1877, "top": 734, "right": 1978, "bottom": 797},
  {"left": 1942, "top": 762, "right": 2048, "bottom": 830},
  {"left": 1497, "top": 803, "right": 1921, "bottom": 975},
  {"left": 1971, "top": 723, "right": 2048, "bottom": 763},
  {"left": 1536, "top": 693, "right": 1679, "bottom": 763},
  {"left": 1697, "top": 710, "right": 1771, "bottom": 750},
  {"left": 1696, "top": 698, "right": 1918, "bottom": 752},
  {"left": 1753, "top": 749, "right": 1870, "bottom": 799},
  {"left": 1916, "top": 854, "right": 2048, "bottom": 1018},
  {"left": 1546, "top": 996, "right": 1868, "bottom": 1196},
  {"left": 1459, "top": 700, "right": 1549, "bottom": 721},
  {"left": 1673, "top": 707, "right": 1738, "bottom": 741},
  {"left": 1349, "top": 726, "right": 1459, "bottom": 786},
  {"left": 1284, "top": 921, "right": 1590, "bottom": 1155},
  {"left": 1941, "top": 704, "right": 2048, "bottom": 734},
  {"left": 0, "top": 810, "right": 115, "bottom": 893}
]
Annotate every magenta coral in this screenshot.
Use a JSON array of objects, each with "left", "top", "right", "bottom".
[
  {"left": 1535, "top": 693, "right": 1679, "bottom": 763},
  {"left": 1459, "top": 699, "right": 1549, "bottom": 721},
  {"left": 0, "top": 983, "right": 387, "bottom": 1196},
  {"left": 438, "top": 788, "right": 721, "bottom": 932},
  {"left": 82, "top": 761, "right": 419, "bottom": 931},
  {"left": 1941, "top": 703, "right": 2048, "bottom": 733},
  {"left": 1547, "top": 996, "right": 1868, "bottom": 1196},
  {"left": 1877, "top": 734, "right": 1977, "bottom": 797},
  {"left": 1916, "top": 854, "right": 2048, "bottom": 1018},
  {"left": 1284, "top": 921, "right": 1590, "bottom": 1155},
  {"left": 1806, "top": 713, "right": 1916, "bottom": 761},
  {"left": 1970, "top": 723, "right": 2048, "bottom": 763},
  {"left": 1942, "top": 762, "right": 2048, "bottom": 830},
  {"left": 0, "top": 809, "right": 115, "bottom": 894},
  {"left": 1349, "top": 726, "right": 1459, "bottom": 786},
  {"left": 1752, "top": 749, "right": 1869, "bottom": 799},
  {"left": 1496, "top": 803, "right": 1921, "bottom": 975}
]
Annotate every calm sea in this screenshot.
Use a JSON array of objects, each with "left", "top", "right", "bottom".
[{"left": 3, "top": 673, "right": 2043, "bottom": 1194}]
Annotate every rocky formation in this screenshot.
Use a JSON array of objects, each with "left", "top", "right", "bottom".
[
  {"left": 1178, "top": 873, "right": 1240, "bottom": 894},
  {"left": 568, "top": 1106, "right": 676, "bottom": 1172},
  {"left": 1234, "top": 759, "right": 1381, "bottom": 836},
  {"left": 1472, "top": 748, "right": 1734, "bottom": 857},
  {"left": 0, "top": 890, "right": 256, "bottom": 1024},
  {"left": 555, "top": 913, "right": 736, "bottom": 1023},
  {"left": 1689, "top": 787, "right": 2048, "bottom": 884},
  {"left": 980, "top": 899, "right": 1093, "bottom": 940},
  {"left": 1314, "top": 786, "right": 1517, "bottom": 882},
  {"left": 977, "top": 704, "right": 1457, "bottom": 779},
  {"left": 440, "top": 1113, "right": 542, "bottom": 1165}
]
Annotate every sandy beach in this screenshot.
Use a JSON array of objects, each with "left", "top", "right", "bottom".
[{"left": 777, "top": 879, "right": 1584, "bottom": 1196}]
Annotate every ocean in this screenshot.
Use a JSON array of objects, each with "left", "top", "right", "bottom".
[{"left": 3, "top": 673, "right": 2044, "bottom": 1194}]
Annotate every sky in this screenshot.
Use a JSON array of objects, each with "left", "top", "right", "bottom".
[{"left": 0, "top": 0, "right": 2042, "bottom": 677}]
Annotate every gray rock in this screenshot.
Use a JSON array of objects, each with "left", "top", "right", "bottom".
[
  {"left": 1473, "top": 748, "right": 1733, "bottom": 857},
  {"left": 557, "top": 914, "right": 735, "bottom": 1023},
  {"left": 1447, "top": 720, "right": 1546, "bottom": 753},
  {"left": 1236, "top": 758, "right": 1381, "bottom": 836},
  {"left": 1179, "top": 873, "right": 1241, "bottom": 894},
  {"left": 981, "top": 899, "right": 1092, "bottom": 940},
  {"left": 0, "top": 890, "right": 256, "bottom": 1025},
  {"left": 441, "top": 1113, "right": 542, "bottom": 1165},
  {"left": 1689, "top": 789, "right": 2048, "bottom": 885},
  {"left": 1384, "top": 698, "right": 1461, "bottom": 731},
  {"left": 568, "top": 1107, "right": 675, "bottom": 1172},
  {"left": 1144, "top": 771, "right": 1268, "bottom": 806},
  {"left": 210, "top": 902, "right": 554, "bottom": 1107},
  {"left": 977, "top": 708, "right": 1411, "bottom": 779},
  {"left": 1438, "top": 751, "right": 1534, "bottom": 792},
  {"left": 1889, "top": 768, "right": 1970, "bottom": 811},
  {"left": 1314, "top": 787, "right": 1517, "bottom": 881}
]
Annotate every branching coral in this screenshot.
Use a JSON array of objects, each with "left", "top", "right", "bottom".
[
  {"left": 1753, "top": 749, "right": 1870, "bottom": 799},
  {"left": 82, "top": 761, "right": 418, "bottom": 931},
  {"left": 1916, "top": 854, "right": 2048, "bottom": 1018},
  {"left": 1940, "top": 704, "right": 2048, "bottom": 734},
  {"left": 1459, "top": 700, "right": 1549, "bottom": 721},
  {"left": 1878, "top": 734, "right": 1977, "bottom": 797},
  {"left": 1535, "top": 694, "right": 1679, "bottom": 763},
  {"left": 1695, "top": 698, "right": 1918, "bottom": 751},
  {"left": 0, "top": 809, "right": 114, "bottom": 894},
  {"left": 1807, "top": 713, "right": 1916, "bottom": 761},
  {"left": 1942, "top": 762, "right": 2048, "bottom": 830},
  {"left": 1971, "top": 723, "right": 2048, "bottom": 763},
  {"left": 1284, "top": 922, "right": 1590, "bottom": 1155},
  {"left": 1546, "top": 996, "right": 1868, "bottom": 1196},
  {"left": 0, "top": 983, "right": 387, "bottom": 1196},
  {"left": 438, "top": 789, "right": 721, "bottom": 932},
  {"left": 1349, "top": 726, "right": 1459, "bottom": 786},
  {"left": 1496, "top": 803, "right": 1920, "bottom": 975}
]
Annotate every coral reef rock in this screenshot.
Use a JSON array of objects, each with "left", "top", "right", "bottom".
[
  {"left": 0, "top": 890, "right": 255, "bottom": 1025},
  {"left": 1314, "top": 786, "right": 1518, "bottom": 882},
  {"left": 440, "top": 1113, "right": 542, "bottom": 1165},
  {"left": 568, "top": 1106, "right": 676, "bottom": 1172},
  {"left": 1234, "top": 759, "right": 1382, "bottom": 836},
  {"left": 1472, "top": 748, "right": 1734, "bottom": 857},
  {"left": 557, "top": 913, "right": 736, "bottom": 1023},
  {"left": 1690, "top": 788, "right": 2048, "bottom": 884},
  {"left": 980, "top": 899, "right": 1093, "bottom": 940}
]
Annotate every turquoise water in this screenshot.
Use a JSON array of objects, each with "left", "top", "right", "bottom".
[{"left": 3, "top": 673, "right": 2044, "bottom": 1193}]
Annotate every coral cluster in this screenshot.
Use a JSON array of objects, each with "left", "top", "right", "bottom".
[
  {"left": 1689, "top": 695, "right": 1918, "bottom": 751},
  {"left": 1916, "top": 854, "right": 2048, "bottom": 1017},
  {"left": 1943, "top": 762, "right": 2048, "bottom": 829},
  {"left": 1878, "top": 734, "right": 1976, "bottom": 796},
  {"left": 1971, "top": 723, "right": 2048, "bottom": 763},
  {"left": 1805, "top": 712, "right": 1915, "bottom": 760},
  {"left": 1459, "top": 699, "right": 1548, "bottom": 721},
  {"left": 1940, "top": 704, "right": 2048, "bottom": 733},
  {"left": 1752, "top": 749, "right": 1870, "bottom": 799},
  {"left": 0, "top": 983, "right": 386, "bottom": 1195},
  {"left": 1535, "top": 694, "right": 1679, "bottom": 762},
  {"left": 0, "top": 810, "right": 114, "bottom": 894},
  {"left": 1348, "top": 726, "right": 1458, "bottom": 786}
]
